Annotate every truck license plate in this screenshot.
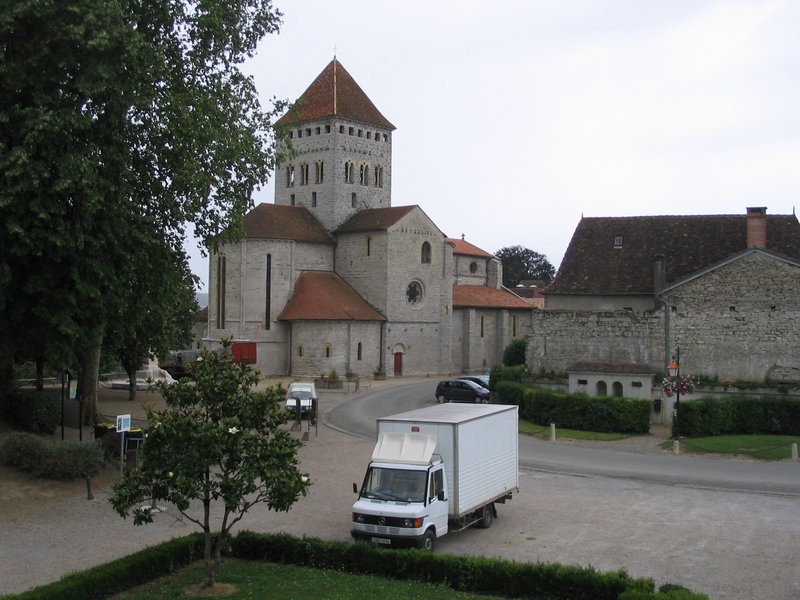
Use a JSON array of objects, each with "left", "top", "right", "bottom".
[{"left": 371, "top": 537, "right": 391, "bottom": 545}]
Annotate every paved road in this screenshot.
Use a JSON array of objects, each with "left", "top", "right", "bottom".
[{"left": 328, "top": 380, "right": 800, "bottom": 496}]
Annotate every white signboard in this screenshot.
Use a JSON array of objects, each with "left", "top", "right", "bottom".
[{"left": 116, "top": 414, "right": 131, "bottom": 433}]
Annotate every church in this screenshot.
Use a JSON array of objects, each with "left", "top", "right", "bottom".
[{"left": 204, "top": 59, "right": 533, "bottom": 377}]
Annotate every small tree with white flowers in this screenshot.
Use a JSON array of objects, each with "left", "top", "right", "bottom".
[{"left": 110, "top": 342, "right": 309, "bottom": 588}]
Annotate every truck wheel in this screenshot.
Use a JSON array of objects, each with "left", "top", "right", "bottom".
[
  {"left": 420, "top": 529, "right": 436, "bottom": 552},
  {"left": 436, "top": 395, "right": 443, "bottom": 403},
  {"left": 476, "top": 503, "right": 494, "bottom": 529}
]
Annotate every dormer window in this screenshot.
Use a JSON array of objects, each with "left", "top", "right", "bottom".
[{"left": 614, "top": 235, "right": 623, "bottom": 249}]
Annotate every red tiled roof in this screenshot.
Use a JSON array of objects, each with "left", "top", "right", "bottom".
[
  {"left": 445, "top": 238, "right": 494, "bottom": 258},
  {"left": 240, "top": 204, "right": 334, "bottom": 244},
  {"left": 452, "top": 285, "right": 533, "bottom": 310},
  {"left": 546, "top": 213, "right": 800, "bottom": 296},
  {"left": 278, "top": 272, "right": 385, "bottom": 321},
  {"left": 335, "top": 206, "right": 417, "bottom": 233},
  {"left": 567, "top": 361, "right": 655, "bottom": 374},
  {"left": 276, "top": 59, "right": 395, "bottom": 130}
]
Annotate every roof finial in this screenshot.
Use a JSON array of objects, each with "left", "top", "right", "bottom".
[
  {"left": 333, "top": 44, "right": 337, "bottom": 59},
  {"left": 461, "top": 233, "right": 465, "bottom": 240}
]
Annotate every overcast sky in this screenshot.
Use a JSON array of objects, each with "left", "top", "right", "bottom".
[{"left": 189, "top": 0, "right": 800, "bottom": 292}]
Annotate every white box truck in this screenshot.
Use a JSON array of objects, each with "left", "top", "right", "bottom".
[{"left": 351, "top": 403, "right": 518, "bottom": 552}]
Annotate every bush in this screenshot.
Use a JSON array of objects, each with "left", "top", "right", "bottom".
[
  {"left": 502, "top": 338, "right": 526, "bottom": 366},
  {"left": 489, "top": 365, "right": 528, "bottom": 390},
  {"left": 677, "top": 396, "right": 800, "bottom": 437},
  {"left": 0, "top": 432, "right": 105, "bottom": 479},
  {"left": 4, "top": 391, "right": 60, "bottom": 434},
  {"left": 493, "top": 383, "right": 650, "bottom": 434},
  {"left": 229, "top": 531, "right": 709, "bottom": 600},
  {"left": 7, "top": 534, "right": 204, "bottom": 600}
]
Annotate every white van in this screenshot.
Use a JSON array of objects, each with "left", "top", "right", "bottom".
[{"left": 285, "top": 382, "right": 317, "bottom": 417}]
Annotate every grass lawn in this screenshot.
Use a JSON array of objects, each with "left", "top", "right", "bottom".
[
  {"left": 110, "top": 559, "right": 509, "bottom": 599},
  {"left": 662, "top": 435, "right": 800, "bottom": 460},
  {"left": 519, "top": 419, "right": 630, "bottom": 441}
]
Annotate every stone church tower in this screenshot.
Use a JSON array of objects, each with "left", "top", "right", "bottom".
[{"left": 274, "top": 59, "right": 395, "bottom": 232}]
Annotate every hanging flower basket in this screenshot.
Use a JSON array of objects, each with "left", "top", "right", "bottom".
[{"left": 662, "top": 375, "right": 694, "bottom": 398}]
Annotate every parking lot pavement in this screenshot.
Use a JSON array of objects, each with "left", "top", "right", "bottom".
[{"left": 1, "top": 380, "right": 799, "bottom": 599}]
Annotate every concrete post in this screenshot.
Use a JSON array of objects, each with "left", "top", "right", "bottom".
[
  {"left": 792, "top": 443, "right": 798, "bottom": 462},
  {"left": 673, "top": 440, "right": 680, "bottom": 455},
  {"left": 550, "top": 423, "right": 556, "bottom": 441}
]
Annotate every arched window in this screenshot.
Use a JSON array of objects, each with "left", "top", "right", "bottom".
[
  {"left": 300, "top": 163, "right": 309, "bottom": 185},
  {"left": 286, "top": 165, "right": 295, "bottom": 187},
  {"left": 612, "top": 382, "right": 624, "bottom": 397},
  {"left": 359, "top": 163, "right": 369, "bottom": 185},
  {"left": 315, "top": 160, "right": 324, "bottom": 183},
  {"left": 297, "top": 345, "right": 303, "bottom": 357},
  {"left": 344, "top": 161, "right": 354, "bottom": 183},
  {"left": 596, "top": 381, "right": 607, "bottom": 396},
  {"left": 324, "top": 344, "right": 332, "bottom": 358},
  {"left": 421, "top": 242, "right": 431, "bottom": 264},
  {"left": 357, "top": 342, "right": 362, "bottom": 361}
]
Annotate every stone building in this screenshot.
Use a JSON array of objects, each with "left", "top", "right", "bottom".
[
  {"left": 530, "top": 207, "right": 800, "bottom": 382},
  {"left": 205, "top": 59, "right": 532, "bottom": 377}
]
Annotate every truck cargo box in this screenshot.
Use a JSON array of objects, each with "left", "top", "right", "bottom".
[{"left": 376, "top": 404, "right": 518, "bottom": 518}]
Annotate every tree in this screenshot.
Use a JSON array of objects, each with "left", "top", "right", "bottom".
[
  {"left": 495, "top": 245, "right": 556, "bottom": 288},
  {"left": 0, "top": 0, "right": 284, "bottom": 417},
  {"left": 103, "top": 243, "right": 199, "bottom": 402},
  {"left": 110, "top": 343, "right": 309, "bottom": 589},
  {"left": 503, "top": 338, "right": 526, "bottom": 367}
]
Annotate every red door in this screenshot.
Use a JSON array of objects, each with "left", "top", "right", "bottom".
[
  {"left": 232, "top": 342, "right": 257, "bottom": 364},
  {"left": 393, "top": 352, "right": 403, "bottom": 376}
]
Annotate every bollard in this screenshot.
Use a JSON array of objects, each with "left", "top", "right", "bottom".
[
  {"left": 673, "top": 439, "right": 680, "bottom": 455},
  {"left": 550, "top": 423, "right": 556, "bottom": 441},
  {"left": 792, "top": 443, "right": 798, "bottom": 462},
  {"left": 86, "top": 476, "right": 94, "bottom": 500}
]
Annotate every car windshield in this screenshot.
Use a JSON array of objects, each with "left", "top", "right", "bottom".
[
  {"left": 289, "top": 391, "right": 312, "bottom": 400},
  {"left": 360, "top": 467, "right": 426, "bottom": 503}
]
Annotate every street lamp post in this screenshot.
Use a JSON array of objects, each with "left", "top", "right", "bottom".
[{"left": 667, "top": 350, "right": 680, "bottom": 440}]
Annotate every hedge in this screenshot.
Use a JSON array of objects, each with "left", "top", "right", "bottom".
[
  {"left": 1, "top": 532, "right": 707, "bottom": 600},
  {"left": 676, "top": 396, "right": 800, "bottom": 438},
  {"left": 1, "top": 534, "right": 204, "bottom": 600},
  {"left": 495, "top": 381, "right": 651, "bottom": 434},
  {"left": 0, "top": 432, "right": 105, "bottom": 480},
  {"left": 3, "top": 391, "right": 60, "bottom": 434},
  {"left": 231, "top": 531, "right": 706, "bottom": 600}
]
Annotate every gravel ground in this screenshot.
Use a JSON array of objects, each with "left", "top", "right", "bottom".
[{"left": 1, "top": 381, "right": 799, "bottom": 599}]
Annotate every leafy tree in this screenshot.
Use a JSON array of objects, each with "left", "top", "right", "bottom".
[
  {"left": 0, "top": 0, "right": 284, "bottom": 418},
  {"left": 110, "top": 343, "right": 309, "bottom": 589},
  {"left": 103, "top": 242, "right": 199, "bottom": 402},
  {"left": 503, "top": 338, "right": 526, "bottom": 367},
  {"left": 496, "top": 245, "right": 555, "bottom": 288}
]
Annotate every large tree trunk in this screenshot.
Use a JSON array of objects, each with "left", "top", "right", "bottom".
[
  {"left": 78, "top": 323, "right": 105, "bottom": 425},
  {"left": 0, "top": 320, "right": 15, "bottom": 414},
  {"left": 126, "top": 366, "right": 138, "bottom": 403},
  {"left": 35, "top": 356, "right": 44, "bottom": 392}
]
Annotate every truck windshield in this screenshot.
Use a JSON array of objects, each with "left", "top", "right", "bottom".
[{"left": 360, "top": 467, "right": 426, "bottom": 503}]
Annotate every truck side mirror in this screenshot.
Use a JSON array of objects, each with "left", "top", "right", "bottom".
[
  {"left": 437, "top": 490, "right": 445, "bottom": 502},
  {"left": 353, "top": 482, "right": 358, "bottom": 494}
]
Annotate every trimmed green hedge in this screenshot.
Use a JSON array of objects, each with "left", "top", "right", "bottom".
[
  {"left": 495, "top": 381, "right": 651, "bottom": 434},
  {"left": 3, "top": 391, "right": 60, "bottom": 434},
  {"left": 231, "top": 531, "right": 706, "bottom": 600},
  {"left": 1, "top": 532, "right": 707, "bottom": 600},
  {"left": 676, "top": 396, "right": 800, "bottom": 437},
  {"left": 1, "top": 534, "right": 204, "bottom": 600},
  {"left": 0, "top": 432, "right": 105, "bottom": 479}
]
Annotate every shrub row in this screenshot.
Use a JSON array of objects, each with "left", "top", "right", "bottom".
[
  {"left": 495, "top": 381, "right": 651, "bottom": 434},
  {"left": 677, "top": 396, "right": 800, "bottom": 437},
  {"left": 2, "top": 531, "right": 707, "bottom": 600},
  {"left": 489, "top": 365, "right": 529, "bottom": 389},
  {"left": 2, "top": 391, "right": 60, "bottom": 434},
  {"left": 231, "top": 531, "right": 707, "bottom": 600},
  {"left": 0, "top": 432, "right": 105, "bottom": 479},
  {"left": 2, "top": 534, "right": 204, "bottom": 600}
]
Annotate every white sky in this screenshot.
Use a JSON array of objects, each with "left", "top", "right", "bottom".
[{"left": 189, "top": 0, "right": 800, "bottom": 292}]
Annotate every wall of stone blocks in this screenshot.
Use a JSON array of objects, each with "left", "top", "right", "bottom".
[
  {"left": 663, "top": 252, "right": 800, "bottom": 380},
  {"left": 385, "top": 320, "right": 448, "bottom": 375},
  {"left": 289, "top": 320, "right": 382, "bottom": 377},
  {"left": 526, "top": 310, "right": 666, "bottom": 374},
  {"left": 335, "top": 231, "right": 389, "bottom": 312}
]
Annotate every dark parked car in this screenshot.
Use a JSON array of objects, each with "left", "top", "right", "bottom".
[
  {"left": 457, "top": 375, "right": 490, "bottom": 390},
  {"left": 435, "top": 379, "right": 490, "bottom": 403}
]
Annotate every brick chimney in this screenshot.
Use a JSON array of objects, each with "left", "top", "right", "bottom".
[{"left": 746, "top": 207, "right": 767, "bottom": 249}]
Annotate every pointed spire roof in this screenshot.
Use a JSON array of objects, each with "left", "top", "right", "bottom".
[{"left": 276, "top": 59, "right": 395, "bottom": 130}]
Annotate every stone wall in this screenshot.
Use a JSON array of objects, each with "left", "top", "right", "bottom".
[
  {"left": 527, "top": 309, "right": 665, "bottom": 374},
  {"left": 663, "top": 252, "right": 800, "bottom": 380},
  {"left": 527, "top": 252, "right": 800, "bottom": 382}
]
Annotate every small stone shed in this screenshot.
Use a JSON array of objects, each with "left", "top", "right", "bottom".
[{"left": 566, "top": 361, "right": 655, "bottom": 399}]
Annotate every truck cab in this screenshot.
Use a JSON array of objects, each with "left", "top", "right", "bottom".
[{"left": 351, "top": 433, "right": 448, "bottom": 551}]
